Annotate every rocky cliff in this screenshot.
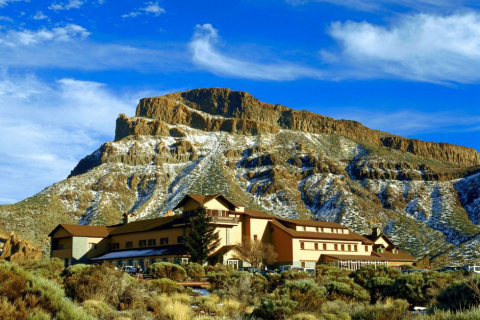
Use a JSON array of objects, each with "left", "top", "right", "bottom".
[
  {"left": 1, "top": 88, "right": 479, "bottom": 266},
  {"left": 0, "top": 232, "right": 42, "bottom": 264}
]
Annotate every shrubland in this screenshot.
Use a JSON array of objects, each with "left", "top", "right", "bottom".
[{"left": 0, "top": 260, "right": 479, "bottom": 319}]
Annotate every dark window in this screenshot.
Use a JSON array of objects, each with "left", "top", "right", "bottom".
[
  {"left": 323, "top": 243, "right": 327, "bottom": 250},
  {"left": 354, "top": 245, "right": 358, "bottom": 252},
  {"left": 341, "top": 244, "right": 345, "bottom": 251},
  {"left": 334, "top": 244, "right": 338, "bottom": 250},
  {"left": 177, "top": 236, "right": 183, "bottom": 243},
  {"left": 58, "top": 244, "right": 64, "bottom": 250},
  {"left": 107, "top": 243, "right": 111, "bottom": 250},
  {"left": 148, "top": 239, "right": 156, "bottom": 246},
  {"left": 314, "top": 243, "right": 318, "bottom": 250},
  {"left": 112, "top": 243, "right": 119, "bottom": 250},
  {"left": 300, "top": 242, "right": 305, "bottom": 249},
  {"left": 365, "top": 245, "right": 368, "bottom": 252},
  {"left": 301, "top": 261, "right": 306, "bottom": 268},
  {"left": 348, "top": 245, "right": 351, "bottom": 251},
  {"left": 160, "top": 237, "right": 169, "bottom": 245},
  {"left": 126, "top": 241, "right": 133, "bottom": 248},
  {"left": 139, "top": 240, "right": 147, "bottom": 247},
  {"left": 254, "top": 235, "right": 258, "bottom": 241}
]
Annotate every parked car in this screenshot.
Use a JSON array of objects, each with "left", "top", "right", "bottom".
[
  {"left": 436, "top": 266, "right": 471, "bottom": 275},
  {"left": 463, "top": 266, "right": 480, "bottom": 274},
  {"left": 401, "top": 269, "right": 427, "bottom": 274},
  {"left": 121, "top": 266, "right": 137, "bottom": 275},
  {"left": 277, "top": 265, "right": 306, "bottom": 273},
  {"left": 241, "top": 267, "right": 259, "bottom": 274},
  {"left": 304, "top": 268, "right": 315, "bottom": 275}
]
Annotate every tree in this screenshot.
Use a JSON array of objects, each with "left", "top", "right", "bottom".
[
  {"left": 233, "top": 237, "right": 278, "bottom": 269},
  {"left": 185, "top": 207, "right": 221, "bottom": 265}
]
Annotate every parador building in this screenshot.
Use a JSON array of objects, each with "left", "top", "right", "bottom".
[{"left": 49, "top": 194, "right": 415, "bottom": 270}]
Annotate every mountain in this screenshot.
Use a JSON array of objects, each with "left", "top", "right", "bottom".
[{"left": 1, "top": 88, "right": 479, "bottom": 265}]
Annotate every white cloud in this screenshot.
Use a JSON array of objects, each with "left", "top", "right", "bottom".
[
  {"left": 0, "top": 16, "right": 13, "bottom": 22},
  {"left": 0, "top": 24, "right": 185, "bottom": 71},
  {"left": 0, "top": 0, "right": 28, "bottom": 7},
  {"left": 286, "top": 0, "right": 466, "bottom": 11},
  {"left": 189, "top": 23, "right": 324, "bottom": 80},
  {"left": 32, "top": 11, "right": 48, "bottom": 20},
  {"left": 48, "top": 0, "right": 85, "bottom": 10},
  {"left": 0, "top": 71, "right": 173, "bottom": 204},
  {"left": 326, "top": 13, "right": 480, "bottom": 83},
  {"left": 321, "top": 107, "right": 480, "bottom": 136},
  {"left": 122, "top": 1, "right": 165, "bottom": 18}
]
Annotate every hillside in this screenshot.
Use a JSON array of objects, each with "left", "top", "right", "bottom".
[{"left": 1, "top": 88, "right": 479, "bottom": 265}]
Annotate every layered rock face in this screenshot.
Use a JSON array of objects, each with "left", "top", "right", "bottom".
[
  {"left": 127, "top": 88, "right": 478, "bottom": 167},
  {"left": 1, "top": 88, "right": 480, "bottom": 266}
]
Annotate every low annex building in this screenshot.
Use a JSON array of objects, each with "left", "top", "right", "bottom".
[{"left": 49, "top": 194, "right": 415, "bottom": 270}]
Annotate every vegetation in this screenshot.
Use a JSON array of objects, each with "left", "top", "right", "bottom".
[
  {"left": 1, "top": 259, "right": 480, "bottom": 319},
  {"left": 185, "top": 207, "right": 221, "bottom": 264},
  {"left": 232, "top": 237, "right": 278, "bottom": 269}
]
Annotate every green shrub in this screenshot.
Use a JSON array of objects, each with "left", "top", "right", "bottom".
[
  {"left": 23, "top": 258, "right": 64, "bottom": 282},
  {"left": 61, "top": 264, "right": 91, "bottom": 277},
  {"left": 435, "top": 279, "right": 479, "bottom": 312},
  {"left": 325, "top": 277, "right": 370, "bottom": 302},
  {"left": 351, "top": 265, "right": 401, "bottom": 302},
  {"left": 316, "top": 265, "right": 352, "bottom": 284},
  {"left": 185, "top": 262, "right": 205, "bottom": 281},
  {"left": 146, "top": 262, "right": 186, "bottom": 281},
  {"left": 149, "top": 278, "right": 184, "bottom": 294}
]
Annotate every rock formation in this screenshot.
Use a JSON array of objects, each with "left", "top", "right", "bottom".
[{"left": 0, "top": 232, "right": 42, "bottom": 264}]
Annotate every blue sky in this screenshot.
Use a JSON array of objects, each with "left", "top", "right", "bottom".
[{"left": 1, "top": 0, "right": 480, "bottom": 204}]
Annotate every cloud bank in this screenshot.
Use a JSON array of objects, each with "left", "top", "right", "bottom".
[
  {"left": 0, "top": 72, "right": 172, "bottom": 204},
  {"left": 326, "top": 13, "right": 480, "bottom": 83},
  {"left": 189, "top": 24, "right": 324, "bottom": 81}
]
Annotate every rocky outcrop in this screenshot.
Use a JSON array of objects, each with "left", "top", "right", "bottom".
[
  {"left": 128, "top": 88, "right": 479, "bottom": 167},
  {"left": 0, "top": 232, "right": 42, "bottom": 264}
]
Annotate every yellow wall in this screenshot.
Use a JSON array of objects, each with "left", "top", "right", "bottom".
[
  {"left": 51, "top": 228, "right": 71, "bottom": 238},
  {"left": 375, "top": 236, "right": 390, "bottom": 247},
  {"left": 293, "top": 239, "right": 365, "bottom": 262},
  {"left": 110, "top": 228, "right": 184, "bottom": 250},
  {"left": 388, "top": 261, "right": 414, "bottom": 267},
  {"left": 250, "top": 218, "right": 272, "bottom": 242}
]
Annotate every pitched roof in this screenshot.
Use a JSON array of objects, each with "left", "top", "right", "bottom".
[
  {"left": 48, "top": 224, "right": 111, "bottom": 237},
  {"left": 90, "top": 244, "right": 186, "bottom": 261},
  {"left": 173, "top": 194, "right": 238, "bottom": 210},
  {"left": 269, "top": 220, "right": 373, "bottom": 244},
  {"left": 373, "top": 250, "right": 416, "bottom": 262},
  {"left": 243, "top": 209, "right": 274, "bottom": 219},
  {"left": 321, "top": 254, "right": 387, "bottom": 261},
  {"left": 210, "top": 245, "right": 236, "bottom": 257},
  {"left": 109, "top": 216, "right": 182, "bottom": 235},
  {"left": 275, "top": 217, "right": 349, "bottom": 229}
]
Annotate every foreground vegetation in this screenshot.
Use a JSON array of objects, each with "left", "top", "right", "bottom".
[{"left": 1, "top": 259, "right": 480, "bottom": 319}]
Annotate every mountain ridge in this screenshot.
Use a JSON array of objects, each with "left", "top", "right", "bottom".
[{"left": 1, "top": 88, "right": 480, "bottom": 266}]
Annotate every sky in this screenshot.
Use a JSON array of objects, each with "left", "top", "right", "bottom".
[{"left": 1, "top": 0, "right": 480, "bottom": 204}]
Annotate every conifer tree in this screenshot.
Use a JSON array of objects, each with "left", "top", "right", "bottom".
[{"left": 185, "top": 207, "right": 221, "bottom": 265}]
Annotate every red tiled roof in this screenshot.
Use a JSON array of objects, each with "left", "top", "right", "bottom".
[
  {"left": 243, "top": 209, "right": 274, "bottom": 219},
  {"left": 275, "top": 217, "right": 349, "bottom": 229},
  {"left": 109, "top": 216, "right": 180, "bottom": 235},
  {"left": 49, "top": 224, "right": 111, "bottom": 237},
  {"left": 373, "top": 250, "right": 416, "bottom": 262},
  {"left": 269, "top": 220, "right": 373, "bottom": 244},
  {"left": 173, "top": 194, "right": 238, "bottom": 210}
]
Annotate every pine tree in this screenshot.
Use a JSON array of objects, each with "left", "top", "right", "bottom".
[{"left": 185, "top": 207, "right": 221, "bottom": 265}]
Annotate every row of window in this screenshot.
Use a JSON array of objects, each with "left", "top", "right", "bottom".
[
  {"left": 109, "top": 236, "right": 184, "bottom": 250},
  {"left": 300, "top": 242, "right": 367, "bottom": 252},
  {"left": 297, "top": 226, "right": 346, "bottom": 234}
]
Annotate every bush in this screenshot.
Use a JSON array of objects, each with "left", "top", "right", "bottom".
[
  {"left": 435, "top": 279, "right": 479, "bottom": 312},
  {"left": 254, "top": 278, "right": 327, "bottom": 319},
  {"left": 185, "top": 263, "right": 205, "bottom": 281},
  {"left": 351, "top": 265, "right": 401, "bottom": 302},
  {"left": 63, "top": 263, "right": 148, "bottom": 310},
  {"left": 23, "top": 258, "right": 64, "bottom": 282},
  {"left": 146, "top": 262, "right": 186, "bottom": 281},
  {"left": 325, "top": 277, "right": 370, "bottom": 302},
  {"left": 149, "top": 278, "right": 184, "bottom": 294}
]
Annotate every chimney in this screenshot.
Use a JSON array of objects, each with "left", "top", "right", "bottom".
[
  {"left": 122, "top": 212, "right": 136, "bottom": 225},
  {"left": 372, "top": 227, "right": 382, "bottom": 237}
]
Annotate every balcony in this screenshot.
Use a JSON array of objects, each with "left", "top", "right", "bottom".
[
  {"left": 51, "top": 248, "right": 72, "bottom": 259},
  {"left": 174, "top": 209, "right": 240, "bottom": 226}
]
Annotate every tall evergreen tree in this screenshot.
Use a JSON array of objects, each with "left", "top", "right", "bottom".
[{"left": 185, "top": 207, "right": 221, "bottom": 265}]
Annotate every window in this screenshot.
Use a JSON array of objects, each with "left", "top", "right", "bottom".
[
  {"left": 301, "top": 261, "right": 306, "bottom": 268},
  {"left": 341, "top": 244, "right": 345, "bottom": 251},
  {"left": 126, "top": 241, "right": 133, "bottom": 248},
  {"left": 299, "top": 226, "right": 305, "bottom": 231},
  {"left": 348, "top": 245, "right": 351, "bottom": 251},
  {"left": 58, "top": 244, "right": 64, "bottom": 250},
  {"left": 334, "top": 244, "right": 338, "bottom": 250},
  {"left": 180, "top": 258, "right": 189, "bottom": 264},
  {"left": 167, "top": 258, "right": 175, "bottom": 263},
  {"left": 377, "top": 248, "right": 384, "bottom": 253},
  {"left": 354, "top": 245, "right": 357, "bottom": 252},
  {"left": 323, "top": 243, "right": 327, "bottom": 250},
  {"left": 112, "top": 243, "right": 120, "bottom": 250},
  {"left": 177, "top": 236, "right": 183, "bottom": 243},
  {"left": 254, "top": 235, "right": 258, "bottom": 241},
  {"left": 300, "top": 242, "right": 305, "bottom": 249},
  {"left": 144, "top": 260, "right": 150, "bottom": 268},
  {"left": 139, "top": 240, "right": 147, "bottom": 247},
  {"left": 314, "top": 243, "right": 318, "bottom": 250},
  {"left": 365, "top": 245, "right": 368, "bottom": 252},
  {"left": 160, "top": 237, "right": 169, "bottom": 245},
  {"left": 393, "top": 249, "right": 398, "bottom": 254},
  {"left": 148, "top": 239, "right": 156, "bottom": 246}
]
